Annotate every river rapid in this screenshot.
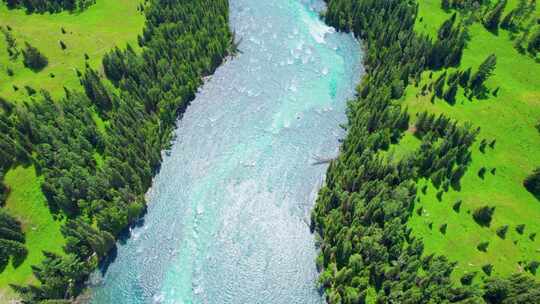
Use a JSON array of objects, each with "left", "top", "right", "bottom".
[{"left": 90, "top": 0, "right": 362, "bottom": 303}]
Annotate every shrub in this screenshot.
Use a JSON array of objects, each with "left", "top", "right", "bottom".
[
  {"left": 24, "top": 85, "right": 36, "bottom": 96},
  {"left": 478, "top": 167, "right": 487, "bottom": 179},
  {"left": 460, "top": 272, "right": 477, "bottom": 286},
  {"left": 529, "top": 233, "right": 536, "bottom": 241},
  {"left": 473, "top": 206, "right": 495, "bottom": 227},
  {"left": 482, "top": 263, "right": 493, "bottom": 276},
  {"left": 440, "top": 223, "right": 448, "bottom": 234},
  {"left": 479, "top": 139, "right": 487, "bottom": 153},
  {"left": 453, "top": 200, "right": 462, "bottom": 213},
  {"left": 526, "top": 261, "right": 539, "bottom": 275},
  {"left": 436, "top": 190, "right": 443, "bottom": 201},
  {"left": 496, "top": 225, "right": 508, "bottom": 239},
  {"left": 477, "top": 241, "right": 489, "bottom": 252},
  {"left": 515, "top": 224, "right": 525, "bottom": 235}
]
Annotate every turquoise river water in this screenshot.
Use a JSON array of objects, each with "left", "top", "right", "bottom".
[{"left": 89, "top": 0, "right": 362, "bottom": 303}]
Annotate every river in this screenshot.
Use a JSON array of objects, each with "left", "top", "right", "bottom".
[{"left": 89, "top": 0, "right": 362, "bottom": 303}]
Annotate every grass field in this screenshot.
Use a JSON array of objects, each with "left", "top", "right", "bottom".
[
  {"left": 401, "top": 0, "right": 540, "bottom": 282},
  {"left": 0, "top": 1, "right": 144, "bottom": 300}
]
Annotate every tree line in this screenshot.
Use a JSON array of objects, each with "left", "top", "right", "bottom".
[
  {"left": 0, "top": 0, "right": 231, "bottom": 302},
  {"left": 311, "top": 0, "right": 540, "bottom": 303},
  {"left": 1, "top": 0, "right": 95, "bottom": 14}
]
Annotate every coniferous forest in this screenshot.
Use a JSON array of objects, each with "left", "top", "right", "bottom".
[
  {"left": 311, "top": 0, "right": 540, "bottom": 303},
  {"left": 1, "top": 0, "right": 95, "bottom": 13}
]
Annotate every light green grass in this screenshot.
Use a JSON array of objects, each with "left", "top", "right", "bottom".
[
  {"left": 0, "top": 1, "right": 144, "bottom": 299},
  {"left": 0, "top": 0, "right": 144, "bottom": 101},
  {"left": 403, "top": 0, "right": 540, "bottom": 281},
  {"left": 0, "top": 166, "right": 65, "bottom": 302}
]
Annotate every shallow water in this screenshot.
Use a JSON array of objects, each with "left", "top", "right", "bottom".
[{"left": 89, "top": 0, "right": 362, "bottom": 303}]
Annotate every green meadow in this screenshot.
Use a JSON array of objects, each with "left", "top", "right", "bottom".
[
  {"left": 0, "top": 0, "right": 144, "bottom": 100},
  {"left": 0, "top": 1, "right": 144, "bottom": 300},
  {"left": 397, "top": 0, "right": 540, "bottom": 281}
]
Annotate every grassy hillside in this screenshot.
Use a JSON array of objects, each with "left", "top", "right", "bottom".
[
  {"left": 0, "top": 0, "right": 144, "bottom": 100},
  {"left": 400, "top": 0, "right": 540, "bottom": 281},
  {"left": 0, "top": 1, "right": 144, "bottom": 300}
]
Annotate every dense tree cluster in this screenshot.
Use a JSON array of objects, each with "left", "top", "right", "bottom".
[
  {"left": 441, "top": 0, "right": 490, "bottom": 11},
  {"left": 415, "top": 111, "right": 477, "bottom": 190},
  {"left": 0, "top": 210, "right": 26, "bottom": 271},
  {"left": 313, "top": 0, "right": 540, "bottom": 303},
  {"left": 10, "top": 252, "right": 90, "bottom": 302},
  {"left": 483, "top": 274, "right": 540, "bottom": 303},
  {"left": 429, "top": 12, "right": 467, "bottom": 70},
  {"left": 2, "top": 0, "right": 95, "bottom": 14},
  {"left": 2, "top": 0, "right": 231, "bottom": 302},
  {"left": 102, "top": 0, "right": 232, "bottom": 127}
]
